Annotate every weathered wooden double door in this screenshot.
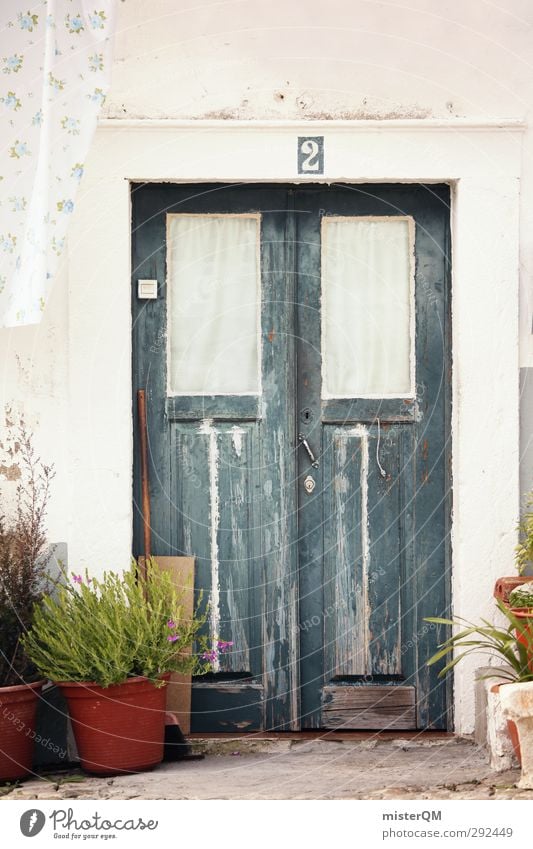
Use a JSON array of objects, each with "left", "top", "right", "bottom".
[{"left": 132, "top": 183, "right": 451, "bottom": 731}]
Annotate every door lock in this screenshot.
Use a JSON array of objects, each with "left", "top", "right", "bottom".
[{"left": 303, "top": 475, "right": 316, "bottom": 494}]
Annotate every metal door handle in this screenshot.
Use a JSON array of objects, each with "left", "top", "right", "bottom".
[{"left": 298, "top": 433, "right": 319, "bottom": 468}]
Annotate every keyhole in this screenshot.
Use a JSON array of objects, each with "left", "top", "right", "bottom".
[
  {"left": 301, "top": 408, "right": 313, "bottom": 423},
  {"left": 304, "top": 475, "right": 315, "bottom": 494}
]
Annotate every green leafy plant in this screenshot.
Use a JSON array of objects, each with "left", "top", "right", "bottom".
[
  {"left": 0, "top": 414, "right": 55, "bottom": 686},
  {"left": 425, "top": 601, "right": 533, "bottom": 683},
  {"left": 516, "top": 491, "right": 533, "bottom": 575},
  {"left": 22, "top": 559, "right": 217, "bottom": 687},
  {"left": 509, "top": 581, "right": 533, "bottom": 609}
]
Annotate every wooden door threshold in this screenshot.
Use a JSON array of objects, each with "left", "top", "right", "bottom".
[{"left": 189, "top": 730, "right": 457, "bottom": 741}]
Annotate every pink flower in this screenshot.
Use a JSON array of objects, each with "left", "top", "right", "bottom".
[
  {"left": 217, "top": 640, "right": 233, "bottom": 652},
  {"left": 167, "top": 619, "right": 176, "bottom": 629},
  {"left": 72, "top": 574, "right": 83, "bottom": 584},
  {"left": 201, "top": 650, "right": 218, "bottom": 663},
  {"left": 167, "top": 634, "right": 179, "bottom": 643}
]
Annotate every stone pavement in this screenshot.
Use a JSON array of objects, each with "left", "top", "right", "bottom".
[{"left": 2, "top": 737, "right": 533, "bottom": 801}]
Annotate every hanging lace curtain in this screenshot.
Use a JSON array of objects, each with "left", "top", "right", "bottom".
[
  {"left": 167, "top": 214, "right": 261, "bottom": 395},
  {"left": 0, "top": 1, "right": 116, "bottom": 327}
]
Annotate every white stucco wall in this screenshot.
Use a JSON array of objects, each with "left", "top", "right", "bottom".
[
  {"left": 102, "top": 0, "right": 533, "bottom": 366},
  {"left": 105, "top": 0, "right": 532, "bottom": 122},
  {"left": 1, "top": 0, "right": 532, "bottom": 732},
  {"left": 0, "top": 262, "right": 69, "bottom": 546}
]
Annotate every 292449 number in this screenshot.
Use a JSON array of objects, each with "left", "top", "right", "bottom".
[{"left": 469, "top": 828, "right": 513, "bottom": 838}]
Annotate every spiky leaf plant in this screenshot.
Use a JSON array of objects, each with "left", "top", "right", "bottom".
[{"left": 425, "top": 600, "right": 533, "bottom": 683}]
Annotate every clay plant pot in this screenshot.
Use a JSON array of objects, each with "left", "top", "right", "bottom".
[
  {"left": 506, "top": 714, "right": 522, "bottom": 764},
  {"left": 494, "top": 577, "right": 532, "bottom": 605},
  {"left": 490, "top": 682, "right": 521, "bottom": 764},
  {"left": 59, "top": 674, "right": 169, "bottom": 776},
  {"left": 0, "top": 680, "right": 45, "bottom": 782},
  {"left": 499, "top": 681, "right": 533, "bottom": 789},
  {"left": 512, "top": 609, "right": 533, "bottom": 673}
]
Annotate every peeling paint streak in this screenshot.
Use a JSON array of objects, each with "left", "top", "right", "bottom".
[
  {"left": 343, "top": 424, "right": 369, "bottom": 438},
  {"left": 199, "top": 418, "right": 221, "bottom": 671},
  {"left": 230, "top": 425, "right": 245, "bottom": 458},
  {"left": 359, "top": 427, "right": 370, "bottom": 671}
]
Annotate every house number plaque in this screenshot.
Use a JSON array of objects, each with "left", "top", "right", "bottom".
[{"left": 297, "top": 136, "right": 324, "bottom": 175}]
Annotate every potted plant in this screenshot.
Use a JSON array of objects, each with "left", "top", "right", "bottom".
[
  {"left": 508, "top": 581, "right": 533, "bottom": 672},
  {"left": 0, "top": 416, "right": 55, "bottom": 782},
  {"left": 498, "top": 681, "right": 533, "bottom": 789},
  {"left": 508, "top": 580, "right": 533, "bottom": 613},
  {"left": 22, "top": 559, "right": 220, "bottom": 776},
  {"left": 425, "top": 602, "right": 533, "bottom": 766},
  {"left": 494, "top": 491, "right": 533, "bottom": 604}
]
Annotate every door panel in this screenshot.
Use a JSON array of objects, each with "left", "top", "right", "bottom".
[
  {"left": 294, "top": 185, "right": 450, "bottom": 729},
  {"left": 171, "top": 422, "right": 260, "bottom": 675},
  {"left": 322, "top": 423, "right": 411, "bottom": 679},
  {"left": 132, "top": 185, "right": 298, "bottom": 731},
  {"left": 132, "top": 182, "right": 451, "bottom": 732}
]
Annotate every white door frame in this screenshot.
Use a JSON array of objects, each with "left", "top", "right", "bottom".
[{"left": 68, "top": 118, "right": 523, "bottom": 734}]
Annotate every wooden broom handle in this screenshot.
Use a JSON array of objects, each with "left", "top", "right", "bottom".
[{"left": 137, "top": 389, "right": 151, "bottom": 579}]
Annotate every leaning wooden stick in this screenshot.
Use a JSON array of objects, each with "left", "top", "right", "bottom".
[{"left": 137, "top": 388, "right": 151, "bottom": 582}]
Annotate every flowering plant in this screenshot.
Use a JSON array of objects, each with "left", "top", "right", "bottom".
[
  {"left": 201, "top": 640, "right": 234, "bottom": 664},
  {"left": 23, "top": 558, "right": 225, "bottom": 687}
]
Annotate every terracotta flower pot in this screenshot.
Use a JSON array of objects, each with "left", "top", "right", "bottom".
[
  {"left": 0, "top": 680, "right": 45, "bottom": 782},
  {"left": 512, "top": 608, "right": 533, "bottom": 673},
  {"left": 489, "top": 682, "right": 521, "bottom": 764},
  {"left": 506, "top": 714, "right": 522, "bottom": 763},
  {"left": 59, "top": 674, "right": 169, "bottom": 776},
  {"left": 499, "top": 681, "right": 533, "bottom": 789},
  {"left": 493, "top": 577, "right": 531, "bottom": 605}
]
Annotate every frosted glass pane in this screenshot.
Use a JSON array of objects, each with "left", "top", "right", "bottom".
[
  {"left": 322, "top": 218, "right": 413, "bottom": 397},
  {"left": 167, "top": 215, "right": 260, "bottom": 394}
]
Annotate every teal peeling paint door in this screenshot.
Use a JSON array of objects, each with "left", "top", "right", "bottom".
[{"left": 132, "top": 183, "right": 451, "bottom": 732}]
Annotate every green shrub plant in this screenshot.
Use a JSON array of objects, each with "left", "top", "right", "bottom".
[
  {"left": 509, "top": 581, "right": 533, "bottom": 610},
  {"left": 516, "top": 492, "right": 533, "bottom": 575},
  {"left": 23, "top": 559, "right": 216, "bottom": 686}
]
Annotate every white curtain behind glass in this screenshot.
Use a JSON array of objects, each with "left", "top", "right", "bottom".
[
  {"left": 322, "top": 218, "right": 413, "bottom": 397},
  {"left": 167, "top": 215, "right": 260, "bottom": 395}
]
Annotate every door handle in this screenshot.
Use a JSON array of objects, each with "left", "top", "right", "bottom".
[{"left": 298, "top": 433, "right": 319, "bottom": 468}]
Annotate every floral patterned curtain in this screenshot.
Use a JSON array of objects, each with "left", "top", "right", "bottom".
[{"left": 0, "top": 1, "right": 116, "bottom": 327}]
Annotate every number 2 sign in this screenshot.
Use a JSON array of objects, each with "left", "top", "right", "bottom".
[{"left": 297, "top": 136, "right": 324, "bottom": 175}]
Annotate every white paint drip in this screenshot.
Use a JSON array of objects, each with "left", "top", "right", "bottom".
[
  {"left": 230, "top": 425, "right": 245, "bottom": 458},
  {"left": 359, "top": 426, "right": 370, "bottom": 670},
  {"left": 197, "top": 418, "right": 214, "bottom": 435},
  {"left": 200, "top": 419, "right": 221, "bottom": 671},
  {"left": 343, "top": 424, "right": 369, "bottom": 438}
]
